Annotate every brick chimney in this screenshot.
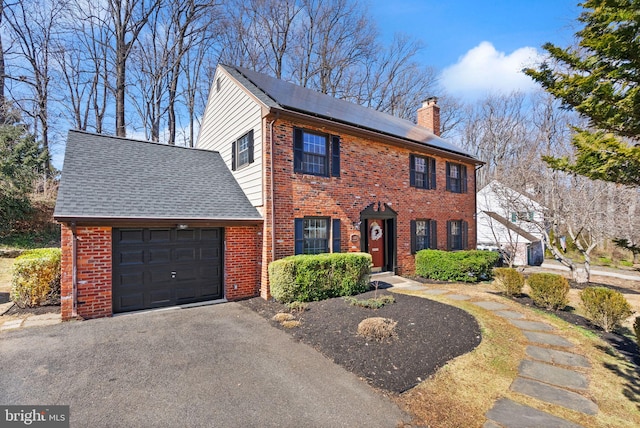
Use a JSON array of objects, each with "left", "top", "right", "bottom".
[{"left": 417, "top": 97, "right": 440, "bottom": 136}]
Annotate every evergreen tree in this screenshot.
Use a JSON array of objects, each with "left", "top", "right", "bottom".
[{"left": 525, "top": 0, "right": 640, "bottom": 186}]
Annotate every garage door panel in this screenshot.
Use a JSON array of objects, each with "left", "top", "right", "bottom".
[
  {"left": 113, "top": 228, "right": 224, "bottom": 313},
  {"left": 149, "top": 248, "right": 170, "bottom": 264},
  {"left": 118, "top": 250, "right": 145, "bottom": 265},
  {"left": 149, "top": 229, "right": 171, "bottom": 242}
]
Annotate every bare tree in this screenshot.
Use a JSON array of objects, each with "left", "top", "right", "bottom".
[{"left": 2, "top": 0, "right": 67, "bottom": 173}]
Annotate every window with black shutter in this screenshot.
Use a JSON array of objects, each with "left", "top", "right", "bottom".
[
  {"left": 293, "top": 128, "right": 340, "bottom": 177},
  {"left": 411, "top": 219, "right": 437, "bottom": 253},
  {"left": 445, "top": 162, "right": 467, "bottom": 193},
  {"left": 294, "top": 217, "right": 341, "bottom": 255},
  {"left": 231, "top": 129, "right": 254, "bottom": 171},
  {"left": 447, "top": 219, "right": 468, "bottom": 251},
  {"left": 410, "top": 155, "right": 436, "bottom": 189}
]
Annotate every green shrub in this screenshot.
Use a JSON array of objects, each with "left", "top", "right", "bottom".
[
  {"left": 415, "top": 249, "right": 500, "bottom": 283},
  {"left": 10, "top": 247, "right": 61, "bottom": 308},
  {"left": 580, "top": 287, "right": 633, "bottom": 332},
  {"left": 493, "top": 267, "right": 524, "bottom": 296},
  {"left": 634, "top": 316, "right": 640, "bottom": 345},
  {"left": 597, "top": 256, "right": 613, "bottom": 266},
  {"left": 269, "top": 252, "right": 371, "bottom": 303},
  {"left": 527, "top": 273, "right": 569, "bottom": 311},
  {"left": 619, "top": 260, "right": 634, "bottom": 268}
]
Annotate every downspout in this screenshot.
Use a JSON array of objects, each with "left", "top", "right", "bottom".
[
  {"left": 71, "top": 222, "right": 78, "bottom": 318},
  {"left": 474, "top": 164, "right": 484, "bottom": 249},
  {"left": 268, "top": 114, "right": 278, "bottom": 263}
]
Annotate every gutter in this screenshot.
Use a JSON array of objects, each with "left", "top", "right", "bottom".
[{"left": 268, "top": 114, "right": 278, "bottom": 263}]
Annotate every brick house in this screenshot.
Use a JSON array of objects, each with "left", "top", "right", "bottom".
[{"left": 54, "top": 64, "right": 481, "bottom": 320}]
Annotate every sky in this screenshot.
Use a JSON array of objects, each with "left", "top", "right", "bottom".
[{"left": 368, "top": 0, "right": 581, "bottom": 99}]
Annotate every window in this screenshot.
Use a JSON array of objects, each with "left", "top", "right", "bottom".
[
  {"left": 293, "top": 128, "right": 340, "bottom": 177},
  {"left": 410, "top": 155, "right": 436, "bottom": 189},
  {"left": 231, "top": 130, "right": 254, "bottom": 170},
  {"left": 511, "top": 211, "right": 534, "bottom": 222},
  {"left": 294, "top": 218, "right": 341, "bottom": 255},
  {"left": 446, "top": 162, "right": 467, "bottom": 193},
  {"left": 410, "top": 219, "right": 437, "bottom": 253},
  {"left": 447, "top": 220, "right": 468, "bottom": 251}
]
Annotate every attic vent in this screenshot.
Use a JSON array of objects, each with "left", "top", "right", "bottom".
[{"left": 216, "top": 78, "right": 221, "bottom": 92}]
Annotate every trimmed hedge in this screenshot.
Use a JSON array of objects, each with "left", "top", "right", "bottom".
[
  {"left": 580, "top": 287, "right": 633, "bottom": 332},
  {"left": 527, "top": 273, "right": 569, "bottom": 311},
  {"left": 415, "top": 249, "right": 500, "bottom": 282},
  {"left": 493, "top": 267, "right": 524, "bottom": 296},
  {"left": 11, "top": 248, "right": 61, "bottom": 308},
  {"left": 269, "top": 252, "right": 372, "bottom": 303}
]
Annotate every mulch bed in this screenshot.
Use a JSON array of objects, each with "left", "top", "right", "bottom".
[
  {"left": 2, "top": 303, "right": 60, "bottom": 316},
  {"left": 240, "top": 289, "right": 481, "bottom": 393}
]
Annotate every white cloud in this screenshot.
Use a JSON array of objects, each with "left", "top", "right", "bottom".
[{"left": 440, "top": 41, "right": 543, "bottom": 99}]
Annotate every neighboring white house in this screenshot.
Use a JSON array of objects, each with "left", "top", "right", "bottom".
[{"left": 477, "top": 180, "right": 545, "bottom": 266}]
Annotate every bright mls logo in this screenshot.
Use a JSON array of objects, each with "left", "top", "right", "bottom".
[{"left": 1, "top": 406, "right": 69, "bottom": 427}]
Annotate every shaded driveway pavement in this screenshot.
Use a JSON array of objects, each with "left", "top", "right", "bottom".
[{"left": 0, "top": 303, "right": 408, "bottom": 427}]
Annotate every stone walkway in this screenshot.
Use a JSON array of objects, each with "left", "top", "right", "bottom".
[
  {"left": 374, "top": 273, "right": 598, "bottom": 428},
  {"left": 0, "top": 302, "right": 61, "bottom": 331}
]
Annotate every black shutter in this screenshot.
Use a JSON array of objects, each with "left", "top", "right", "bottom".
[
  {"left": 462, "top": 220, "right": 469, "bottom": 250},
  {"left": 445, "top": 162, "right": 451, "bottom": 191},
  {"left": 461, "top": 165, "right": 468, "bottom": 193},
  {"left": 430, "top": 157, "right": 436, "bottom": 189},
  {"left": 332, "top": 219, "right": 341, "bottom": 253},
  {"left": 293, "top": 128, "right": 304, "bottom": 172},
  {"left": 410, "top": 220, "right": 417, "bottom": 254},
  {"left": 247, "top": 129, "right": 254, "bottom": 164},
  {"left": 446, "top": 220, "right": 452, "bottom": 250},
  {"left": 294, "top": 218, "right": 304, "bottom": 255},
  {"left": 430, "top": 220, "right": 438, "bottom": 249},
  {"left": 409, "top": 155, "right": 416, "bottom": 187},
  {"left": 231, "top": 141, "right": 237, "bottom": 171},
  {"left": 331, "top": 136, "right": 340, "bottom": 177}
]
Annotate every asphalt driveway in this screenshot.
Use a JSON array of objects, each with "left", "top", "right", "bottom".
[{"left": 0, "top": 303, "right": 408, "bottom": 427}]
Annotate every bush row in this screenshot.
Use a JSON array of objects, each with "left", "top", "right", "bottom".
[
  {"left": 415, "top": 249, "right": 500, "bottom": 283},
  {"left": 11, "top": 248, "right": 61, "bottom": 308},
  {"left": 269, "top": 252, "right": 371, "bottom": 303}
]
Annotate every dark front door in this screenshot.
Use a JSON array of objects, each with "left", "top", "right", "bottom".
[
  {"left": 368, "top": 219, "right": 385, "bottom": 272},
  {"left": 112, "top": 228, "right": 223, "bottom": 313}
]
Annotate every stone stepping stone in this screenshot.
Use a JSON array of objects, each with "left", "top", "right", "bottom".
[
  {"left": 523, "top": 331, "right": 574, "bottom": 348},
  {"left": 510, "top": 319, "right": 554, "bottom": 331},
  {"left": 23, "top": 313, "right": 61, "bottom": 328},
  {"left": 391, "top": 284, "right": 425, "bottom": 291},
  {"left": 445, "top": 294, "right": 471, "bottom": 301},
  {"left": 483, "top": 421, "right": 501, "bottom": 428},
  {"left": 486, "top": 398, "right": 584, "bottom": 428},
  {"left": 421, "top": 289, "right": 449, "bottom": 295},
  {"left": 519, "top": 360, "right": 589, "bottom": 391},
  {"left": 495, "top": 310, "right": 525, "bottom": 319},
  {"left": 511, "top": 377, "right": 598, "bottom": 415},
  {"left": 0, "top": 319, "right": 23, "bottom": 331},
  {"left": 526, "top": 346, "right": 591, "bottom": 368},
  {"left": 473, "top": 301, "right": 508, "bottom": 310}
]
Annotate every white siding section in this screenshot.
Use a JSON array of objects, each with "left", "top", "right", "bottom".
[{"left": 197, "top": 68, "right": 264, "bottom": 207}]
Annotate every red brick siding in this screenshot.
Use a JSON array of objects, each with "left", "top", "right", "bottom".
[
  {"left": 261, "top": 119, "right": 476, "bottom": 286},
  {"left": 60, "top": 225, "right": 113, "bottom": 320},
  {"left": 225, "top": 226, "right": 262, "bottom": 300}
]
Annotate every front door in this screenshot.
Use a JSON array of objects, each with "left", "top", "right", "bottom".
[{"left": 368, "top": 220, "right": 385, "bottom": 272}]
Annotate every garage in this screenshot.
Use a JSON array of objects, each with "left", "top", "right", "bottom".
[{"left": 112, "top": 228, "right": 223, "bottom": 313}]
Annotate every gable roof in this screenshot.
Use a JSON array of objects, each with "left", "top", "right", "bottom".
[
  {"left": 220, "top": 64, "right": 476, "bottom": 160},
  {"left": 483, "top": 211, "right": 541, "bottom": 243},
  {"left": 54, "top": 130, "right": 262, "bottom": 222}
]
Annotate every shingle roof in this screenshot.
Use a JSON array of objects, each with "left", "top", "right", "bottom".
[
  {"left": 54, "top": 130, "right": 262, "bottom": 221},
  {"left": 483, "top": 211, "right": 540, "bottom": 243},
  {"left": 222, "top": 64, "right": 476, "bottom": 160}
]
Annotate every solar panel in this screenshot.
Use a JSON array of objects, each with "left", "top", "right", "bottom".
[{"left": 230, "top": 65, "right": 475, "bottom": 159}]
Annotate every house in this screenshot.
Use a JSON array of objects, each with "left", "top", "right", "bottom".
[
  {"left": 54, "top": 64, "right": 481, "bottom": 320},
  {"left": 476, "top": 180, "right": 545, "bottom": 266}
]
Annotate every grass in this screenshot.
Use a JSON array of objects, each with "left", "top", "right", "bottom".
[{"left": 392, "top": 285, "right": 640, "bottom": 428}]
